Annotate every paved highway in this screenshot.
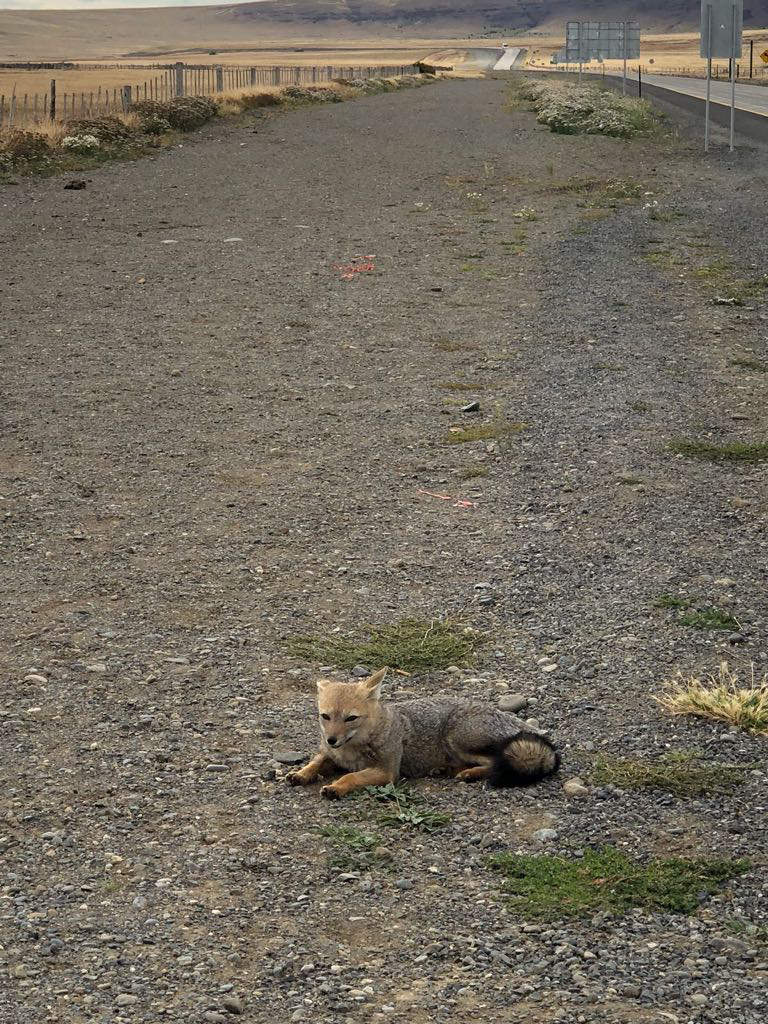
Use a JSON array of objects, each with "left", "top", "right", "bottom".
[{"left": 611, "top": 71, "right": 768, "bottom": 117}]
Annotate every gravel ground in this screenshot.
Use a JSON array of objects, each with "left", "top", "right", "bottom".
[{"left": 1, "top": 78, "right": 767, "bottom": 1024}]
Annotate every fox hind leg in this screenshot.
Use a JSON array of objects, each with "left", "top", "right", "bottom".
[{"left": 455, "top": 764, "right": 492, "bottom": 782}]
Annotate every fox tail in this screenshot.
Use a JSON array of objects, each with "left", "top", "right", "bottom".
[{"left": 487, "top": 731, "right": 560, "bottom": 788}]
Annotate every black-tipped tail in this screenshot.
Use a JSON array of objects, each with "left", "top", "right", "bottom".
[{"left": 487, "top": 731, "right": 560, "bottom": 789}]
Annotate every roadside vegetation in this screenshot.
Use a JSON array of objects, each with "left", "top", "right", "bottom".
[
  {"left": 511, "top": 78, "right": 659, "bottom": 138},
  {"left": 0, "top": 74, "right": 439, "bottom": 178}
]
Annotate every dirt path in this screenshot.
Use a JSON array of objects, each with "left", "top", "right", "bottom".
[{"left": 2, "top": 81, "right": 767, "bottom": 1024}]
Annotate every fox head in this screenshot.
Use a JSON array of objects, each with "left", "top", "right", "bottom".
[{"left": 316, "top": 668, "right": 387, "bottom": 750}]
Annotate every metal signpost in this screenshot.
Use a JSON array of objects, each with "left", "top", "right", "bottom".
[
  {"left": 700, "top": 0, "right": 743, "bottom": 152},
  {"left": 565, "top": 21, "right": 640, "bottom": 93}
]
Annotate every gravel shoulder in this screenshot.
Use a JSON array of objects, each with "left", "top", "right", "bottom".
[{"left": 1, "top": 79, "right": 767, "bottom": 1024}]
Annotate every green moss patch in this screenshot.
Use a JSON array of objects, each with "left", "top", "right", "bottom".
[
  {"left": 589, "top": 753, "right": 749, "bottom": 796},
  {"left": 286, "top": 617, "right": 482, "bottom": 673},
  {"left": 669, "top": 439, "right": 768, "bottom": 463},
  {"left": 490, "top": 847, "right": 749, "bottom": 918}
]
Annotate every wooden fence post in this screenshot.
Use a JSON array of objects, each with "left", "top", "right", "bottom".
[
  {"left": 250, "top": 67, "right": 257, "bottom": 86},
  {"left": 121, "top": 85, "right": 132, "bottom": 111},
  {"left": 215, "top": 65, "right": 224, "bottom": 92},
  {"left": 272, "top": 66, "right": 280, "bottom": 86},
  {"left": 49, "top": 78, "right": 56, "bottom": 121},
  {"left": 174, "top": 62, "right": 185, "bottom": 97}
]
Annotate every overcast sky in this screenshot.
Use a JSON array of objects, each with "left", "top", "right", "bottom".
[{"left": 0, "top": 0, "right": 230, "bottom": 9}]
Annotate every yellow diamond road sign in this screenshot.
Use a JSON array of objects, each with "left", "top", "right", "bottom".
[{"left": 761, "top": 48, "right": 768, "bottom": 64}]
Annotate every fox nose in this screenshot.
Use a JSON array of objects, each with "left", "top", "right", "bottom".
[{"left": 326, "top": 736, "right": 339, "bottom": 747}]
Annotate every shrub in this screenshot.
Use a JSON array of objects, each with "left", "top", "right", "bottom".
[
  {"left": 518, "top": 81, "right": 657, "bottom": 138},
  {"left": 139, "top": 114, "right": 172, "bottom": 135},
  {"left": 281, "top": 85, "right": 322, "bottom": 103},
  {"left": 132, "top": 95, "right": 218, "bottom": 131},
  {"left": 237, "top": 91, "right": 282, "bottom": 110},
  {"left": 64, "top": 116, "right": 136, "bottom": 146},
  {"left": 0, "top": 129, "right": 51, "bottom": 162},
  {"left": 306, "top": 86, "right": 343, "bottom": 102},
  {"left": 61, "top": 133, "right": 100, "bottom": 154}
]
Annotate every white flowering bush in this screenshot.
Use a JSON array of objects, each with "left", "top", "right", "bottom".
[
  {"left": 61, "top": 133, "right": 100, "bottom": 153},
  {"left": 519, "top": 81, "right": 656, "bottom": 139}
]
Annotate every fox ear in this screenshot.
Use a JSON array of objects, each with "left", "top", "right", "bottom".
[
  {"left": 316, "top": 678, "right": 331, "bottom": 694},
  {"left": 361, "top": 667, "right": 388, "bottom": 701}
]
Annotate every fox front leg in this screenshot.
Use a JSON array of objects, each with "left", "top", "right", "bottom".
[
  {"left": 286, "top": 753, "right": 335, "bottom": 787},
  {"left": 320, "top": 766, "right": 395, "bottom": 800}
]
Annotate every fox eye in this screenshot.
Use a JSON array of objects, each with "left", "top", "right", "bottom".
[
  {"left": 344, "top": 715, "right": 359, "bottom": 722},
  {"left": 320, "top": 713, "right": 330, "bottom": 721}
]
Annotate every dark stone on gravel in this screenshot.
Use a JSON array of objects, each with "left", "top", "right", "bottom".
[
  {"left": 350, "top": 664, "right": 372, "bottom": 677},
  {"left": 273, "top": 751, "right": 305, "bottom": 765},
  {"left": 499, "top": 693, "right": 528, "bottom": 713},
  {"left": 461, "top": 401, "right": 480, "bottom": 413},
  {"left": 63, "top": 179, "right": 87, "bottom": 190},
  {"left": 221, "top": 996, "right": 243, "bottom": 1014}
]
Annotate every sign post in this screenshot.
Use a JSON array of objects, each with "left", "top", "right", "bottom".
[
  {"left": 565, "top": 20, "right": 640, "bottom": 79},
  {"left": 700, "top": 0, "right": 743, "bottom": 153}
]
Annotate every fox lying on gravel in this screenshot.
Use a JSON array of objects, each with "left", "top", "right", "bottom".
[{"left": 286, "top": 668, "right": 559, "bottom": 800}]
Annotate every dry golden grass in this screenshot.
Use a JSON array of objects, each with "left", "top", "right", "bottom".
[
  {"left": 657, "top": 662, "right": 768, "bottom": 735},
  {"left": 0, "top": 68, "right": 172, "bottom": 100}
]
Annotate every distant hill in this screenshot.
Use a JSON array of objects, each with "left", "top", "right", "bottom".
[{"left": 1, "top": 1, "right": 767, "bottom": 61}]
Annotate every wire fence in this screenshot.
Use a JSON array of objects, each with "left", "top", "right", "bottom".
[
  {"left": 551, "top": 63, "right": 768, "bottom": 82},
  {"left": 0, "top": 61, "right": 419, "bottom": 130}
]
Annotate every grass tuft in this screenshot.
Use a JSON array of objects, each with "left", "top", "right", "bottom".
[
  {"left": 669, "top": 439, "right": 768, "bottom": 463},
  {"left": 443, "top": 422, "right": 525, "bottom": 445},
  {"left": 440, "top": 379, "right": 476, "bottom": 391},
  {"left": 731, "top": 357, "right": 767, "bottom": 372},
  {"left": 433, "top": 340, "right": 479, "bottom": 352},
  {"left": 490, "top": 847, "right": 749, "bottom": 918},
  {"left": 365, "top": 782, "right": 451, "bottom": 833},
  {"left": 589, "top": 752, "right": 749, "bottom": 796},
  {"left": 320, "top": 825, "right": 388, "bottom": 871},
  {"left": 653, "top": 594, "right": 694, "bottom": 609},
  {"left": 678, "top": 607, "right": 739, "bottom": 631},
  {"left": 456, "top": 466, "right": 488, "bottom": 480},
  {"left": 286, "top": 617, "right": 482, "bottom": 673},
  {"left": 657, "top": 662, "right": 768, "bottom": 735}
]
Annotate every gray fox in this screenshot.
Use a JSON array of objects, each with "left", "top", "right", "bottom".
[{"left": 286, "top": 668, "right": 559, "bottom": 799}]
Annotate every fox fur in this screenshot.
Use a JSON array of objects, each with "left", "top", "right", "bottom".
[{"left": 286, "top": 668, "right": 560, "bottom": 799}]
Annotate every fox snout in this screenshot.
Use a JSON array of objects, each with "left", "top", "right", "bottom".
[{"left": 326, "top": 734, "right": 341, "bottom": 747}]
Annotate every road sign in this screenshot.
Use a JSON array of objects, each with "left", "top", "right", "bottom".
[
  {"left": 700, "top": 0, "right": 743, "bottom": 59},
  {"left": 761, "top": 48, "right": 768, "bottom": 64},
  {"left": 700, "top": 1, "right": 743, "bottom": 153},
  {"left": 565, "top": 21, "right": 640, "bottom": 63}
]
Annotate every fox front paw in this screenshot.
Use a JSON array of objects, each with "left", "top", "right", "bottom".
[
  {"left": 286, "top": 769, "right": 312, "bottom": 787},
  {"left": 320, "top": 784, "right": 342, "bottom": 800}
]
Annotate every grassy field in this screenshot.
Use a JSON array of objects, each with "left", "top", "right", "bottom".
[{"left": 3, "top": 25, "right": 768, "bottom": 129}]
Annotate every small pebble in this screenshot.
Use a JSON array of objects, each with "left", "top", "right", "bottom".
[
  {"left": 499, "top": 693, "right": 528, "bottom": 713},
  {"left": 273, "top": 751, "right": 305, "bottom": 765}
]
